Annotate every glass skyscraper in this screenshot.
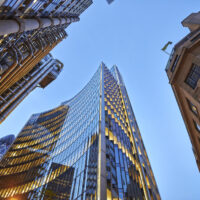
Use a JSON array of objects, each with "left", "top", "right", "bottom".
[{"left": 0, "top": 64, "right": 160, "bottom": 200}]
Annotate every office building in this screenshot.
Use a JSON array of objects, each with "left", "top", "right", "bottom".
[
  {"left": 0, "top": 64, "right": 160, "bottom": 199},
  {"left": 166, "top": 12, "right": 200, "bottom": 171},
  {"left": 0, "top": 0, "right": 93, "bottom": 123},
  {"left": 0, "top": 53, "right": 63, "bottom": 124},
  {"left": 0, "top": 134, "right": 15, "bottom": 160}
]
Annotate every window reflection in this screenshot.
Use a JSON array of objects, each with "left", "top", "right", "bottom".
[{"left": 0, "top": 66, "right": 160, "bottom": 200}]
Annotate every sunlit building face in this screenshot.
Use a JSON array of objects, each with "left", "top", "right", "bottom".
[{"left": 0, "top": 64, "right": 160, "bottom": 200}]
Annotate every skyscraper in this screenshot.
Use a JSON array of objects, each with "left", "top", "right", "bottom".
[
  {"left": 0, "top": 64, "right": 160, "bottom": 200},
  {"left": 166, "top": 12, "right": 200, "bottom": 171},
  {"left": 0, "top": 0, "right": 92, "bottom": 123},
  {"left": 0, "top": 0, "right": 92, "bottom": 46},
  {"left": 0, "top": 53, "right": 63, "bottom": 124}
]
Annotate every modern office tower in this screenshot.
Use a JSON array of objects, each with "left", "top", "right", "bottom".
[
  {"left": 0, "top": 0, "right": 92, "bottom": 48},
  {"left": 0, "top": 0, "right": 92, "bottom": 59},
  {"left": 0, "top": 0, "right": 92, "bottom": 123},
  {"left": 166, "top": 12, "right": 200, "bottom": 171},
  {"left": 0, "top": 53, "right": 63, "bottom": 124},
  {"left": 0, "top": 134, "right": 15, "bottom": 160},
  {"left": 0, "top": 64, "right": 160, "bottom": 200}
]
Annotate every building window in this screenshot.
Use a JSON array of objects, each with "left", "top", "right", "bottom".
[
  {"left": 194, "top": 121, "right": 200, "bottom": 132},
  {"left": 187, "top": 99, "right": 198, "bottom": 116},
  {"left": 185, "top": 64, "right": 200, "bottom": 89},
  {"left": 171, "top": 55, "right": 180, "bottom": 72}
]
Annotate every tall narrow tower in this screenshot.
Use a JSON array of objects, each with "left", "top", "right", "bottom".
[{"left": 0, "top": 64, "right": 160, "bottom": 200}]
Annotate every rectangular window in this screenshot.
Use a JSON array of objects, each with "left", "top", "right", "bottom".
[
  {"left": 185, "top": 64, "right": 200, "bottom": 89},
  {"left": 171, "top": 55, "right": 180, "bottom": 72},
  {"left": 187, "top": 99, "right": 198, "bottom": 116},
  {"left": 194, "top": 121, "right": 200, "bottom": 132}
]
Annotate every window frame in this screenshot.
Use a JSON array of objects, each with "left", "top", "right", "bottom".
[
  {"left": 187, "top": 99, "right": 198, "bottom": 116},
  {"left": 185, "top": 64, "right": 200, "bottom": 89},
  {"left": 194, "top": 120, "right": 200, "bottom": 133}
]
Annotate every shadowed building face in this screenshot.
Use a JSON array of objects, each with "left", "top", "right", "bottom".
[{"left": 166, "top": 12, "right": 200, "bottom": 171}]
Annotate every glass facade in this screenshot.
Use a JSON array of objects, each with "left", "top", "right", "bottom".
[
  {"left": 104, "top": 66, "right": 160, "bottom": 200},
  {"left": 0, "top": 0, "right": 92, "bottom": 18},
  {"left": 0, "top": 64, "right": 160, "bottom": 200},
  {"left": 0, "top": 135, "right": 15, "bottom": 160}
]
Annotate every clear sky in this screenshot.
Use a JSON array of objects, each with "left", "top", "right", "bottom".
[{"left": 0, "top": 0, "right": 200, "bottom": 199}]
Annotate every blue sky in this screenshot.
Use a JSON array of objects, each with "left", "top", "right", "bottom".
[{"left": 0, "top": 0, "right": 200, "bottom": 199}]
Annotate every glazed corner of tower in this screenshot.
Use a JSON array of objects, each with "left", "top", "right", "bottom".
[
  {"left": 110, "top": 64, "right": 119, "bottom": 72},
  {"left": 100, "top": 61, "right": 106, "bottom": 67},
  {"left": 112, "top": 64, "right": 118, "bottom": 69},
  {"left": 100, "top": 62, "right": 119, "bottom": 70}
]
